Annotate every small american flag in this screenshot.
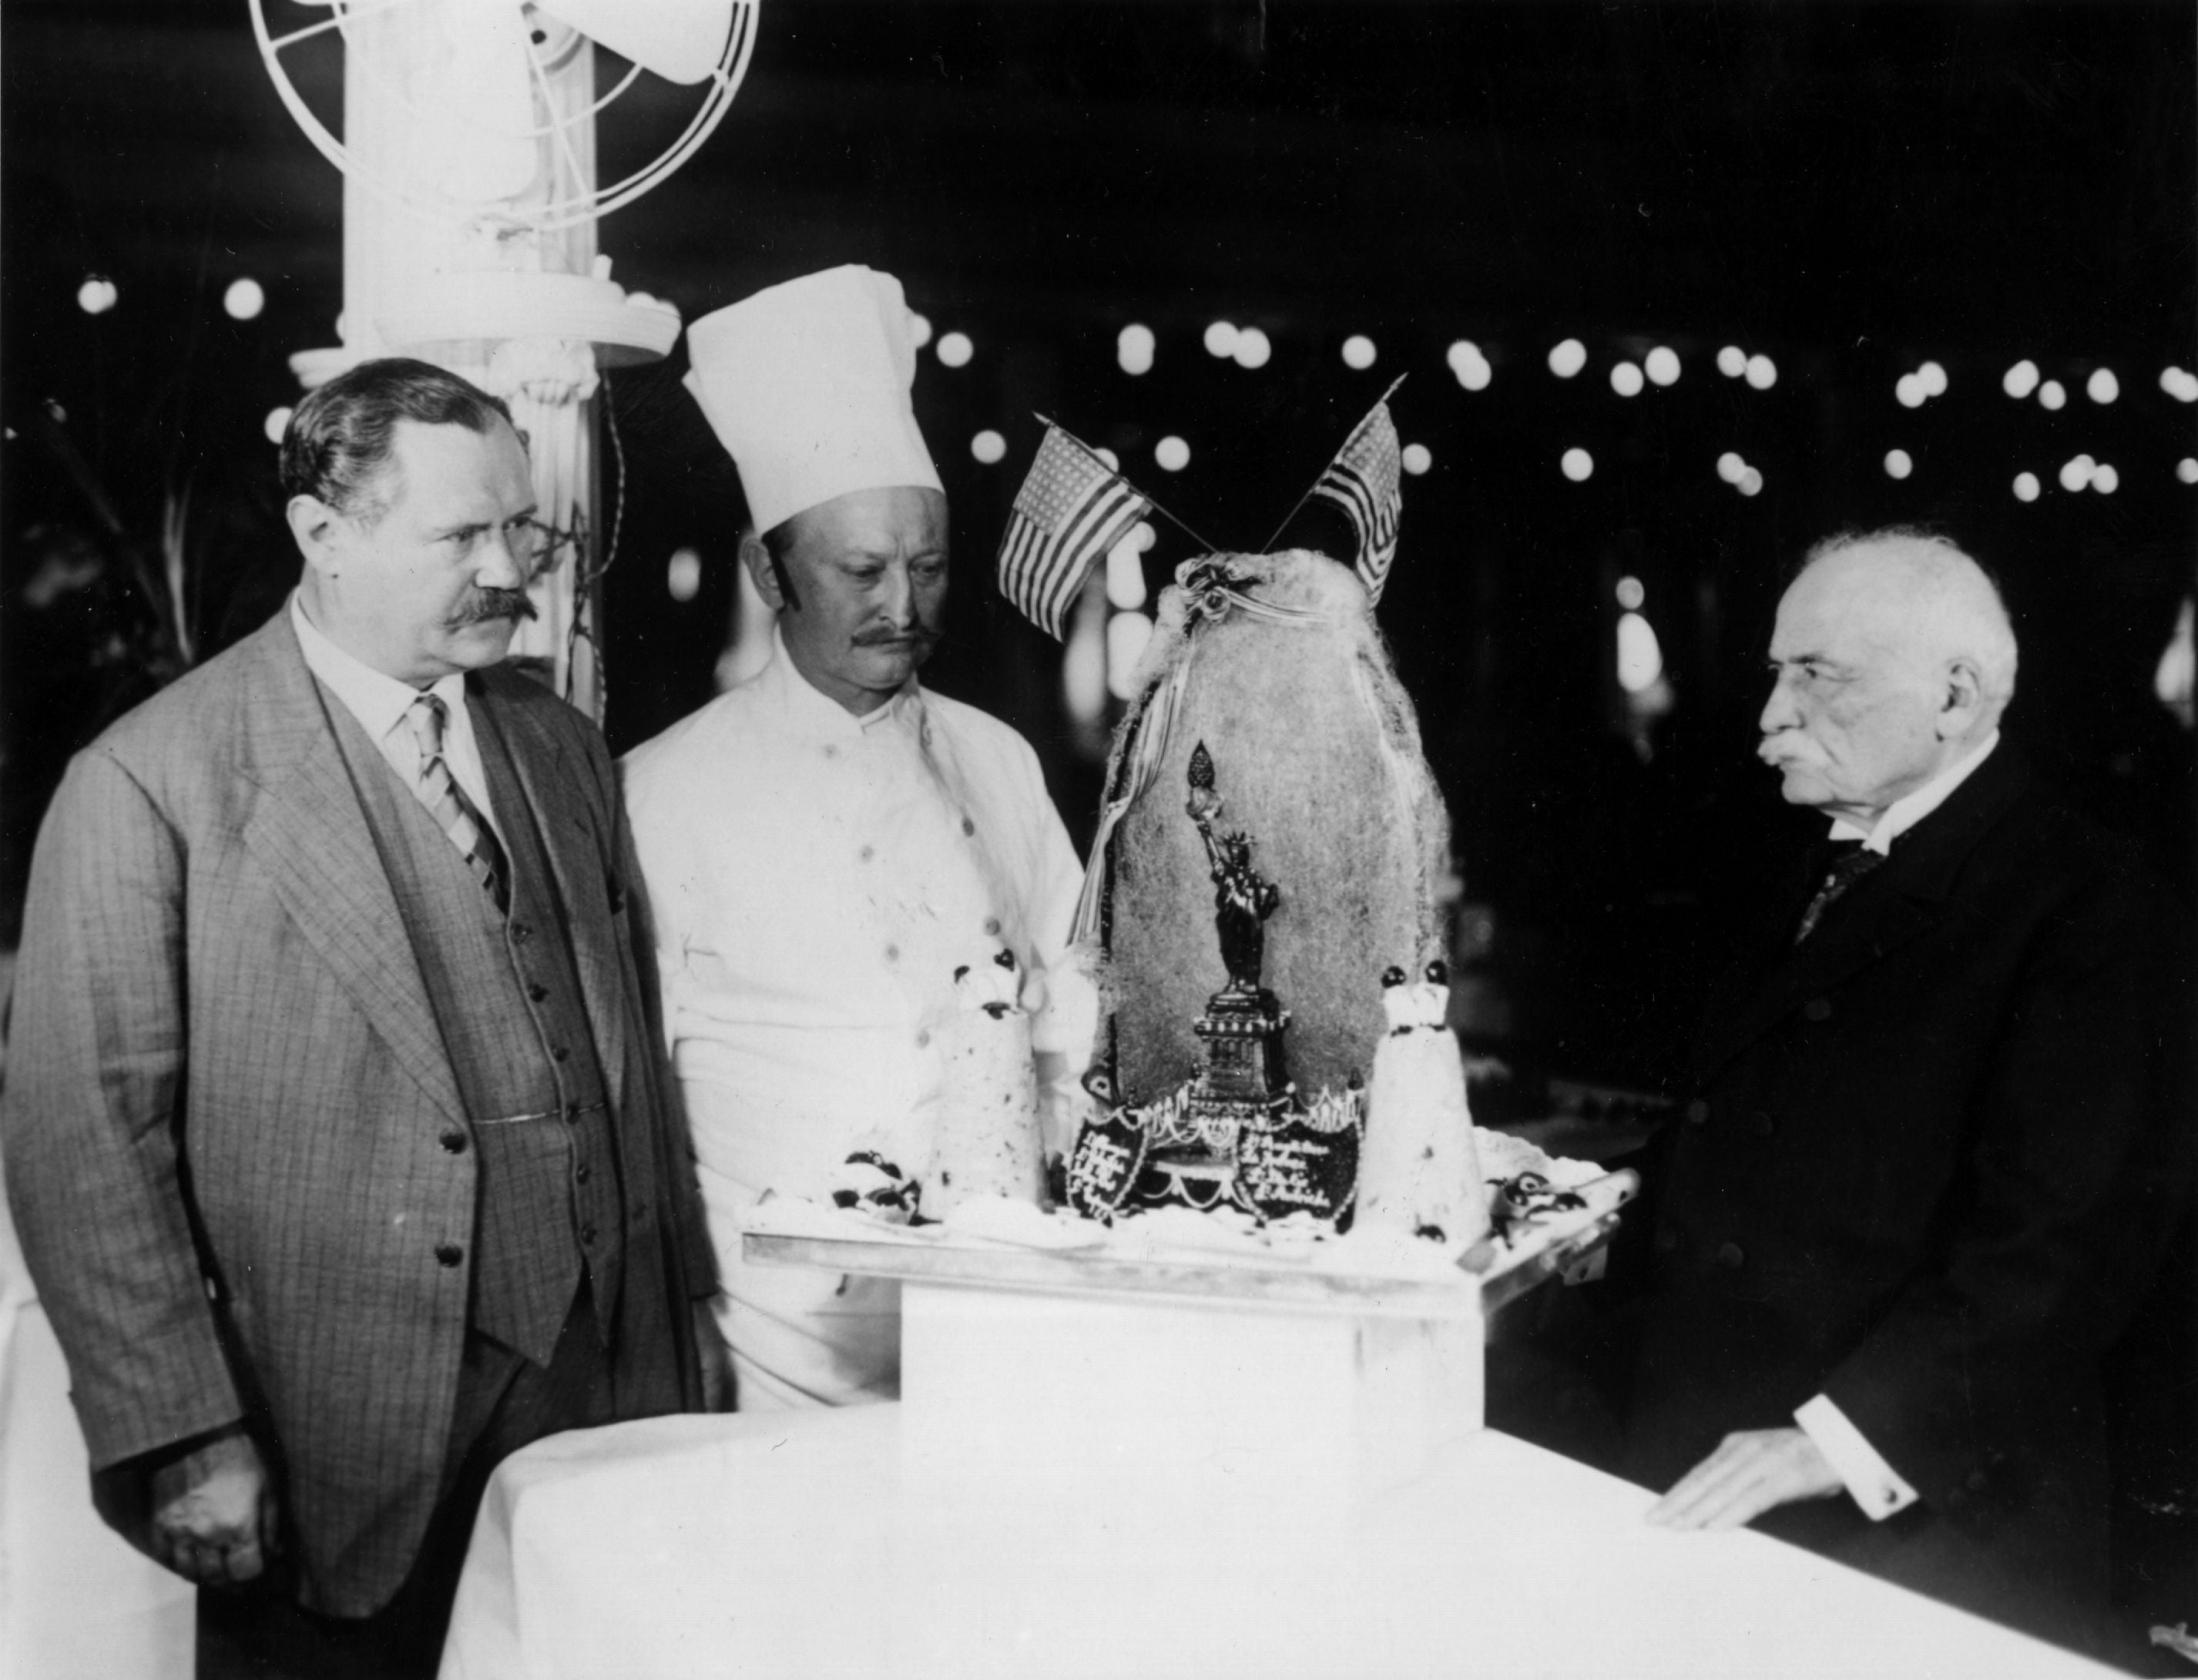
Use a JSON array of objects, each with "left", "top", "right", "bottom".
[
  {"left": 1311, "top": 399, "right": 1403, "bottom": 605},
  {"left": 997, "top": 426, "right": 1153, "bottom": 640}
]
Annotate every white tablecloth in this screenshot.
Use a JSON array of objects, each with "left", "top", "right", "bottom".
[
  {"left": 440, "top": 1406, "right": 2116, "bottom": 1680},
  {"left": 0, "top": 1151, "right": 195, "bottom": 1679}
]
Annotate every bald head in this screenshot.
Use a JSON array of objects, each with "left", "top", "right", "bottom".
[{"left": 1758, "top": 529, "right": 2017, "bottom": 826}]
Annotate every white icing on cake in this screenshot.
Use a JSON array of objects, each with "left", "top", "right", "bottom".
[
  {"left": 926, "top": 950, "right": 1045, "bottom": 1218},
  {"left": 1357, "top": 974, "right": 1491, "bottom": 1247}
]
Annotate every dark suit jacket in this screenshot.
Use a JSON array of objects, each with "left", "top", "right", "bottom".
[
  {"left": 1622, "top": 740, "right": 2188, "bottom": 1632},
  {"left": 2, "top": 611, "right": 717, "bottom": 1615}
]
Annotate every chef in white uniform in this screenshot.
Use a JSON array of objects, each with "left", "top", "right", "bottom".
[{"left": 622, "top": 265, "right": 1094, "bottom": 1410}]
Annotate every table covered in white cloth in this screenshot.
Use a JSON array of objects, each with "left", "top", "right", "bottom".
[{"left": 439, "top": 1404, "right": 2115, "bottom": 1679}]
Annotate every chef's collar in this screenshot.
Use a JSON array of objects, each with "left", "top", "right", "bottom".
[{"left": 763, "top": 624, "right": 922, "bottom": 737}]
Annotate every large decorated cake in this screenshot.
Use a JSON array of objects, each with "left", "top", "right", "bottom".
[{"left": 758, "top": 551, "right": 1626, "bottom": 1279}]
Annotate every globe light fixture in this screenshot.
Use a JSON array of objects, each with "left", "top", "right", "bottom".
[
  {"left": 970, "top": 429, "right": 1006, "bottom": 464},
  {"left": 1744, "top": 354, "right": 1778, "bottom": 391},
  {"left": 1645, "top": 346, "right": 1681, "bottom": 386},
  {"left": 2002, "top": 360, "right": 2040, "bottom": 399},
  {"left": 1155, "top": 434, "right": 1191, "bottom": 472},
  {"left": 2091, "top": 462, "right": 2119, "bottom": 495},
  {"left": 1895, "top": 374, "right": 1925, "bottom": 409},
  {"left": 76, "top": 275, "right": 119, "bottom": 315},
  {"left": 263, "top": 405, "right": 294, "bottom": 444},
  {"left": 1917, "top": 360, "right": 1948, "bottom": 398},
  {"left": 2086, "top": 367, "right": 2119, "bottom": 404},
  {"left": 1884, "top": 449, "right": 1913, "bottom": 479},
  {"left": 1560, "top": 446, "right": 1594, "bottom": 481},
  {"left": 1610, "top": 360, "right": 1645, "bottom": 397},
  {"left": 1615, "top": 575, "right": 1646, "bottom": 610},
  {"left": 2038, "top": 380, "right": 2067, "bottom": 411},
  {"left": 1738, "top": 466, "right": 1764, "bottom": 496},
  {"left": 935, "top": 330, "right": 974, "bottom": 368},
  {"left": 223, "top": 277, "right": 267, "bottom": 320},
  {"left": 1716, "top": 345, "right": 1747, "bottom": 377},
  {"left": 1548, "top": 338, "right": 1588, "bottom": 379},
  {"left": 1116, "top": 323, "right": 1156, "bottom": 377},
  {"left": 1716, "top": 451, "right": 1746, "bottom": 485},
  {"left": 1401, "top": 443, "right": 1432, "bottom": 475},
  {"left": 1341, "top": 334, "right": 1378, "bottom": 371},
  {"left": 2012, "top": 472, "right": 2042, "bottom": 502},
  {"left": 1232, "top": 327, "right": 1272, "bottom": 370},
  {"left": 2058, "top": 454, "right": 2095, "bottom": 492},
  {"left": 907, "top": 312, "right": 934, "bottom": 350},
  {"left": 1203, "top": 321, "right": 1240, "bottom": 358}
]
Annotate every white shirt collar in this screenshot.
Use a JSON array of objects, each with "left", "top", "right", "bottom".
[
  {"left": 759, "top": 625, "right": 921, "bottom": 739},
  {"left": 289, "top": 592, "right": 466, "bottom": 744},
  {"left": 1829, "top": 729, "right": 2000, "bottom": 855}
]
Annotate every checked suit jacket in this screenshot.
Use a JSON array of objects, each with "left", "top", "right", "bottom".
[
  {"left": 2, "top": 609, "right": 717, "bottom": 1615},
  {"left": 1621, "top": 739, "right": 2190, "bottom": 1630}
]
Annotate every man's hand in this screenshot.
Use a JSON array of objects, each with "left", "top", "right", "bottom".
[
  {"left": 147, "top": 1427, "right": 278, "bottom": 1584},
  {"left": 694, "top": 1297, "right": 734, "bottom": 1412},
  {"left": 1646, "top": 1427, "right": 1843, "bottom": 1531}
]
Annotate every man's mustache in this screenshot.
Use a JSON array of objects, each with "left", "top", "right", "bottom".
[{"left": 460, "top": 588, "right": 539, "bottom": 626}]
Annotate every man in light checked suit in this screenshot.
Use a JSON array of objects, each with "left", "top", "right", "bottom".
[{"left": 2, "top": 358, "right": 720, "bottom": 1678}]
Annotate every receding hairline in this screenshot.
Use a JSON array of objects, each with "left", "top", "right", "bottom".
[{"left": 1789, "top": 525, "right": 2019, "bottom": 707}]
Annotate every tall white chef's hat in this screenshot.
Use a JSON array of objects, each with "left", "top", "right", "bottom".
[{"left": 683, "top": 264, "right": 943, "bottom": 536}]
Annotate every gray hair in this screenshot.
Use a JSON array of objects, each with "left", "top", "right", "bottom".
[{"left": 1801, "top": 525, "right": 2019, "bottom": 717}]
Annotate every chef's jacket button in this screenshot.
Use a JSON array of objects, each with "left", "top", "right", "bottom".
[
  {"left": 435, "top": 1242, "right": 464, "bottom": 1268},
  {"left": 1749, "top": 1109, "right": 1775, "bottom": 1137},
  {"left": 1803, "top": 997, "right": 1832, "bottom": 1022},
  {"left": 551, "top": 1045, "right": 570, "bottom": 1063},
  {"left": 527, "top": 982, "right": 549, "bottom": 1003},
  {"left": 440, "top": 1129, "right": 468, "bottom": 1155},
  {"left": 961, "top": 817, "right": 976, "bottom": 837},
  {"left": 1653, "top": 1226, "right": 1679, "bottom": 1254},
  {"left": 915, "top": 1029, "right": 931, "bottom": 1048},
  {"left": 1684, "top": 1098, "right": 1710, "bottom": 1126},
  {"left": 884, "top": 944, "right": 900, "bottom": 963},
  {"left": 859, "top": 845, "right": 874, "bottom": 863},
  {"left": 575, "top": 1162, "right": 592, "bottom": 1185},
  {"left": 580, "top": 1223, "right": 598, "bottom": 1246},
  {"left": 983, "top": 917, "right": 1002, "bottom": 936},
  {"left": 1714, "top": 1241, "right": 1745, "bottom": 1269}
]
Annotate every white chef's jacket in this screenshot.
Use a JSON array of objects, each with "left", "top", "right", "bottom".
[{"left": 621, "top": 632, "right": 1093, "bottom": 1408}]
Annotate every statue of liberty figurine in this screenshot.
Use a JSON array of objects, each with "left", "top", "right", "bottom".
[{"left": 1185, "top": 740, "right": 1280, "bottom": 1000}]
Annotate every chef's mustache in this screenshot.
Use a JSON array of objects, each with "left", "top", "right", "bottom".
[
  {"left": 460, "top": 588, "right": 539, "bottom": 625},
  {"left": 853, "top": 625, "right": 935, "bottom": 648}
]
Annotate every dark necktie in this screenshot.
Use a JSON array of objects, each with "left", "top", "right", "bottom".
[
  {"left": 1794, "top": 840, "right": 1884, "bottom": 944},
  {"left": 403, "top": 694, "right": 510, "bottom": 916}
]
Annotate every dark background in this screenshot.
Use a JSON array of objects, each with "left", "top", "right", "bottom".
[{"left": 6, "top": 0, "right": 2193, "bottom": 1087}]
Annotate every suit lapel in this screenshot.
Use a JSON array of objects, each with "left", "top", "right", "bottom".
[
  {"left": 470, "top": 679, "right": 629, "bottom": 1108},
  {"left": 233, "top": 615, "right": 465, "bottom": 1124},
  {"left": 1694, "top": 743, "right": 2035, "bottom": 1081}
]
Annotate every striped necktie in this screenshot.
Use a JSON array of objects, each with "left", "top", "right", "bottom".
[
  {"left": 403, "top": 693, "right": 509, "bottom": 916},
  {"left": 1793, "top": 840, "right": 1884, "bottom": 944}
]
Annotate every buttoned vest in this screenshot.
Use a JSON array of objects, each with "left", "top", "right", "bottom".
[{"left": 320, "top": 682, "right": 625, "bottom": 1365}]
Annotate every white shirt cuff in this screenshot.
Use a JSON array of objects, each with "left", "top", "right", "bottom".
[{"left": 1794, "top": 1393, "right": 1920, "bottom": 1521}]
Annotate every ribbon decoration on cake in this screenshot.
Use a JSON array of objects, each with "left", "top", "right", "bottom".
[
  {"left": 995, "top": 424, "right": 1155, "bottom": 639},
  {"left": 1067, "top": 558, "right": 1326, "bottom": 950}
]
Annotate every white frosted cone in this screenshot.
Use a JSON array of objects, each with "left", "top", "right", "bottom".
[
  {"left": 1361, "top": 1019, "right": 1489, "bottom": 1247},
  {"left": 928, "top": 961, "right": 1045, "bottom": 1219}
]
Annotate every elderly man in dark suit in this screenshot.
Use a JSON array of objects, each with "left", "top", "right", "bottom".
[
  {"left": 2, "top": 358, "right": 718, "bottom": 1678},
  {"left": 1621, "top": 528, "right": 2186, "bottom": 1656}
]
